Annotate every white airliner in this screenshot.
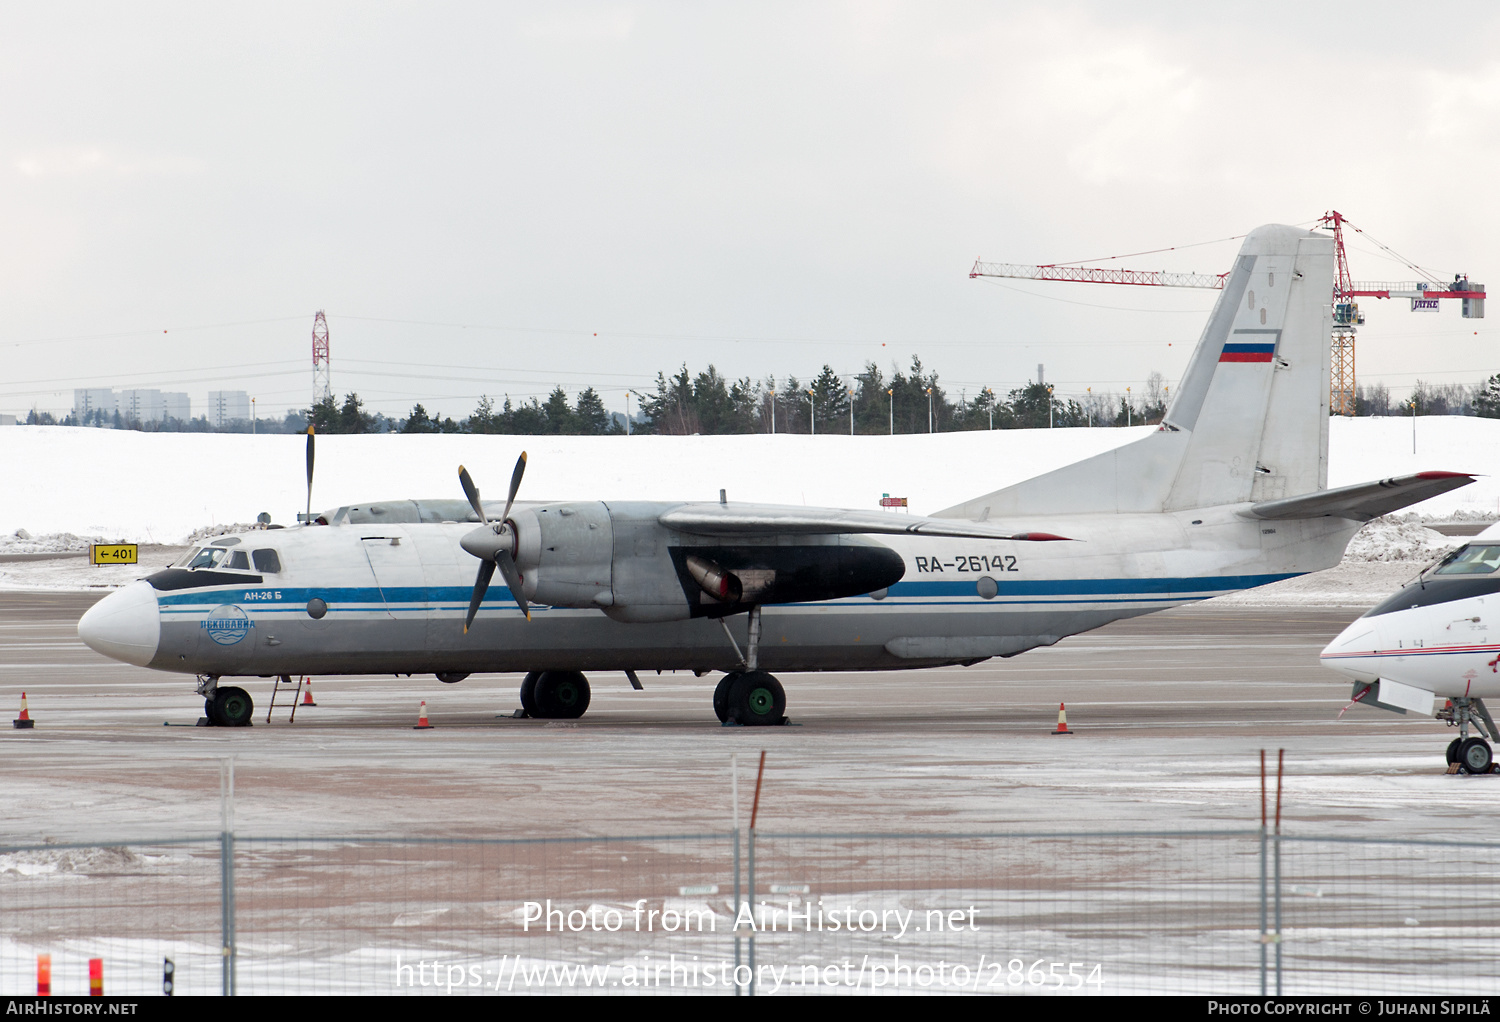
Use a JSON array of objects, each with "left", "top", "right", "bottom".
[
  {"left": 78, "top": 224, "right": 1473, "bottom": 729},
  {"left": 1322, "top": 526, "right": 1500, "bottom": 774}
]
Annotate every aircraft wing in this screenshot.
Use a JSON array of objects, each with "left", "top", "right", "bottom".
[
  {"left": 1245, "top": 471, "right": 1477, "bottom": 522},
  {"left": 657, "top": 503, "right": 1073, "bottom": 541}
]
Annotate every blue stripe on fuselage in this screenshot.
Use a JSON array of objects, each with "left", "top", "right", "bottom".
[{"left": 154, "top": 572, "right": 1301, "bottom": 613}]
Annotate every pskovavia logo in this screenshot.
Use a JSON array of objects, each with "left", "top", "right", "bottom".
[{"left": 203, "top": 605, "right": 253, "bottom": 645}]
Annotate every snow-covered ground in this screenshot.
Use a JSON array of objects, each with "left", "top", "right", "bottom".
[
  {"left": 0, "top": 416, "right": 1494, "bottom": 597},
  {"left": 3, "top": 416, "right": 1498, "bottom": 543}
]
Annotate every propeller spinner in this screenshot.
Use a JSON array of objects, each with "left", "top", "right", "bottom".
[{"left": 458, "top": 453, "right": 530, "bottom": 631}]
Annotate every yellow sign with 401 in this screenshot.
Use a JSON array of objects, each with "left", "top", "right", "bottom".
[{"left": 91, "top": 544, "right": 138, "bottom": 565}]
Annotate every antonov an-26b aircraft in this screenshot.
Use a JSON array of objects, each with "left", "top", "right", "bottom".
[{"left": 79, "top": 225, "right": 1474, "bottom": 728}]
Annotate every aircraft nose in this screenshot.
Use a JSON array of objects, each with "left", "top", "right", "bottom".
[
  {"left": 78, "top": 581, "right": 161, "bottom": 667},
  {"left": 1320, "top": 621, "right": 1379, "bottom": 681}
]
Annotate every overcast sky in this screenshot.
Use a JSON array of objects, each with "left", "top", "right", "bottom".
[{"left": 3, "top": 2, "right": 1496, "bottom": 420}]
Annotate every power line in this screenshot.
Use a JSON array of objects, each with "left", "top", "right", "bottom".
[{"left": 0, "top": 316, "right": 309, "bottom": 349}]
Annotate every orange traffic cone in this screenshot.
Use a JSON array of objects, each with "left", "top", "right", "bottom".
[
  {"left": 13, "top": 691, "right": 34, "bottom": 729},
  {"left": 89, "top": 958, "right": 102, "bottom": 996},
  {"left": 301, "top": 679, "right": 317, "bottom": 707},
  {"left": 36, "top": 953, "right": 50, "bottom": 996},
  {"left": 413, "top": 700, "right": 433, "bottom": 730},
  {"left": 1051, "top": 702, "right": 1073, "bottom": 735}
]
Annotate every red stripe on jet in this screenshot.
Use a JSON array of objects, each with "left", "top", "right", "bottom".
[{"left": 1219, "top": 352, "right": 1275, "bottom": 363}]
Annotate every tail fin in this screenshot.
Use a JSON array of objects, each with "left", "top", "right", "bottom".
[{"left": 938, "top": 224, "right": 1334, "bottom": 518}]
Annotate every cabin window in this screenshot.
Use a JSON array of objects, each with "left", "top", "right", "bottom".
[
  {"left": 186, "top": 548, "right": 227, "bottom": 569},
  {"left": 252, "top": 549, "right": 282, "bottom": 573},
  {"left": 1434, "top": 545, "right": 1500, "bottom": 575}
]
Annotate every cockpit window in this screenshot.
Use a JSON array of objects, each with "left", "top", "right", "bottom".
[
  {"left": 252, "top": 549, "right": 282, "bottom": 573},
  {"left": 186, "top": 548, "right": 227, "bottom": 569},
  {"left": 227, "top": 550, "right": 250, "bottom": 570},
  {"left": 1433, "top": 545, "right": 1500, "bottom": 576}
]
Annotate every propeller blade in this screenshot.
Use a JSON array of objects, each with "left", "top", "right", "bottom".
[
  {"left": 500, "top": 451, "right": 527, "bottom": 523},
  {"left": 458, "top": 465, "right": 487, "bottom": 524},
  {"left": 495, "top": 549, "right": 531, "bottom": 622},
  {"left": 463, "top": 559, "right": 496, "bottom": 633},
  {"left": 305, "top": 426, "right": 315, "bottom": 520}
]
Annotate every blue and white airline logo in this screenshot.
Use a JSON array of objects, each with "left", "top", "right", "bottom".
[{"left": 203, "top": 605, "right": 253, "bottom": 645}]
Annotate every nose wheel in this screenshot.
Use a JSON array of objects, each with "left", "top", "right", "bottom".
[
  {"left": 1439, "top": 697, "right": 1497, "bottom": 774},
  {"left": 205, "top": 686, "right": 254, "bottom": 727},
  {"left": 1457, "top": 737, "right": 1494, "bottom": 774}
]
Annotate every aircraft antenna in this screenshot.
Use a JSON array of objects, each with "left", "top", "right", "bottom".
[
  {"left": 969, "top": 213, "right": 1483, "bottom": 418},
  {"left": 311, "top": 311, "right": 331, "bottom": 410}
]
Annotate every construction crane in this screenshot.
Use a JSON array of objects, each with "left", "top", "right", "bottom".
[{"left": 970, "top": 212, "right": 1484, "bottom": 416}]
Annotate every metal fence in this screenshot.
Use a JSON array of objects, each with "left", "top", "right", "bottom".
[{"left": 2, "top": 829, "right": 1498, "bottom": 996}]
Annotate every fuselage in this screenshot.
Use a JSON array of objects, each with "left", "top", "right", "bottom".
[
  {"left": 1321, "top": 537, "right": 1500, "bottom": 699},
  {"left": 79, "top": 497, "right": 1359, "bottom": 680}
]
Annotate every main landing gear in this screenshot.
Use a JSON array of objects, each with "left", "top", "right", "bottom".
[
  {"left": 1439, "top": 697, "right": 1497, "bottom": 774},
  {"left": 713, "top": 671, "right": 787, "bottom": 726},
  {"left": 712, "top": 606, "right": 789, "bottom": 727},
  {"left": 519, "top": 671, "right": 591, "bottom": 719}
]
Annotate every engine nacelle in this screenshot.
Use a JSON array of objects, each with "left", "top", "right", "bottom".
[
  {"left": 501, "top": 501, "right": 906, "bottom": 623},
  {"left": 508, "top": 503, "right": 614, "bottom": 609}
]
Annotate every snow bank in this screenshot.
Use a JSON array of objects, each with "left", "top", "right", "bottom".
[
  {"left": 1342, "top": 516, "right": 1462, "bottom": 563},
  {"left": 0, "top": 530, "right": 105, "bottom": 554},
  {"left": 0, "top": 416, "right": 1497, "bottom": 545}
]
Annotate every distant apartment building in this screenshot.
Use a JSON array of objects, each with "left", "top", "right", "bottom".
[
  {"left": 207, "top": 390, "right": 250, "bottom": 428},
  {"left": 162, "top": 392, "right": 191, "bottom": 422},
  {"left": 117, "top": 389, "right": 193, "bottom": 423},
  {"left": 73, "top": 388, "right": 117, "bottom": 420},
  {"left": 75, "top": 388, "right": 191, "bottom": 424},
  {"left": 119, "top": 389, "right": 163, "bottom": 423}
]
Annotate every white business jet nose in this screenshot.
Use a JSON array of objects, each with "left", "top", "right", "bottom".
[
  {"left": 78, "top": 581, "right": 161, "bottom": 667},
  {"left": 1319, "top": 620, "right": 1381, "bottom": 683}
]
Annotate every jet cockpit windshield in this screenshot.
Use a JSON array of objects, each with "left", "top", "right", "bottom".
[{"left": 1428, "top": 544, "right": 1500, "bottom": 577}]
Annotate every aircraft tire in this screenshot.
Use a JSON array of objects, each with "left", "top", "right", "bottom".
[
  {"left": 713, "top": 672, "right": 742, "bottom": 723},
  {"left": 209, "top": 686, "right": 254, "bottom": 728},
  {"left": 519, "top": 672, "right": 541, "bottom": 717},
  {"left": 1458, "top": 737, "right": 1493, "bottom": 775},
  {"left": 727, "top": 671, "right": 785, "bottom": 727},
  {"left": 1447, "top": 738, "right": 1463, "bottom": 765},
  {"left": 534, "top": 671, "right": 590, "bottom": 719}
]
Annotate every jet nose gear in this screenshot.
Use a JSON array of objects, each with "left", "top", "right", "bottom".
[{"left": 1438, "top": 697, "right": 1498, "bottom": 774}]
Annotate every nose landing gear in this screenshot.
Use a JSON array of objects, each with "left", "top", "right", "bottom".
[
  {"left": 1438, "top": 697, "right": 1497, "bottom": 774},
  {"left": 195, "top": 676, "right": 254, "bottom": 727}
]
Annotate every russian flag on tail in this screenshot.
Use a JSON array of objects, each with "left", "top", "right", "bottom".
[{"left": 1219, "top": 341, "right": 1276, "bottom": 363}]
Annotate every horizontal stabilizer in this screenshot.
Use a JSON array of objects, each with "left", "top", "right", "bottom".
[
  {"left": 659, "top": 503, "right": 1072, "bottom": 541},
  {"left": 1246, "top": 471, "right": 1476, "bottom": 522}
]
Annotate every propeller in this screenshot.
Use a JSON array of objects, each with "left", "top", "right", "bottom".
[
  {"left": 458, "top": 453, "right": 530, "bottom": 631},
  {"left": 305, "top": 426, "right": 315, "bottom": 522}
]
